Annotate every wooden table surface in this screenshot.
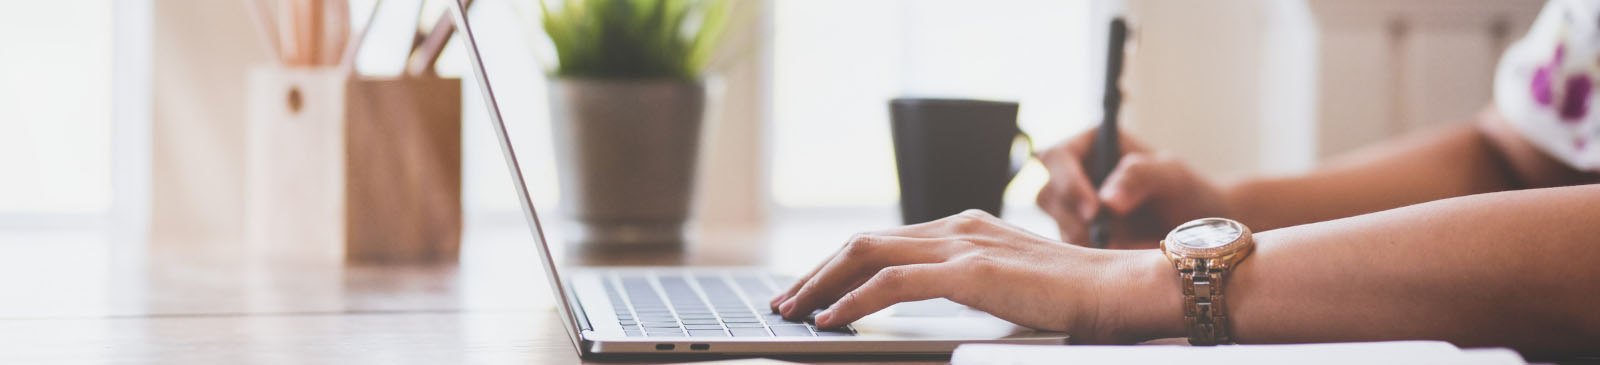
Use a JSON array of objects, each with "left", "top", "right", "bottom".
[{"left": 0, "top": 207, "right": 1063, "bottom": 364}]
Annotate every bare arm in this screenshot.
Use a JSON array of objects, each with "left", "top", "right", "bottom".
[
  {"left": 1226, "top": 106, "right": 1598, "bottom": 231},
  {"left": 1037, "top": 105, "right": 1600, "bottom": 247},
  {"left": 776, "top": 185, "right": 1600, "bottom": 357},
  {"left": 1120, "top": 184, "right": 1600, "bottom": 355}
]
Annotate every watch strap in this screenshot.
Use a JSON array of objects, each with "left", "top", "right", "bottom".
[{"left": 1180, "top": 260, "right": 1234, "bottom": 345}]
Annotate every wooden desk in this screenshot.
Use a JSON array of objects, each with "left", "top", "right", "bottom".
[{"left": 0, "top": 208, "right": 1061, "bottom": 364}]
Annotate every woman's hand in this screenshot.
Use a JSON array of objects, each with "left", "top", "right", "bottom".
[
  {"left": 1035, "top": 128, "right": 1231, "bottom": 249},
  {"left": 766, "top": 209, "right": 1180, "bottom": 344}
]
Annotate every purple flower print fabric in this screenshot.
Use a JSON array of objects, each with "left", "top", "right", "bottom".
[{"left": 1497, "top": 0, "right": 1600, "bottom": 170}]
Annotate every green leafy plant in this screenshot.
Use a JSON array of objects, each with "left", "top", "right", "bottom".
[{"left": 540, "top": 0, "right": 731, "bottom": 80}]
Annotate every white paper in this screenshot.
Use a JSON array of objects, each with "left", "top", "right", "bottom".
[{"left": 951, "top": 341, "right": 1526, "bottom": 365}]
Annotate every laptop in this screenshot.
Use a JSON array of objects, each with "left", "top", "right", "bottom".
[{"left": 446, "top": 1, "right": 1069, "bottom": 357}]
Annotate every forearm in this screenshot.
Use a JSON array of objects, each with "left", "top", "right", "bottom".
[
  {"left": 1223, "top": 123, "right": 1517, "bottom": 231},
  {"left": 1123, "top": 184, "right": 1600, "bottom": 355}
]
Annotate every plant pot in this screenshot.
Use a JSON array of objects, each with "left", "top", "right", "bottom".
[{"left": 547, "top": 78, "right": 705, "bottom": 249}]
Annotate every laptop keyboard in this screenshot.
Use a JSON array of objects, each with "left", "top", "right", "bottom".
[{"left": 602, "top": 271, "right": 857, "bottom": 338}]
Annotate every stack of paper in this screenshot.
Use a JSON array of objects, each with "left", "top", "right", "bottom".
[{"left": 952, "top": 341, "right": 1524, "bottom": 365}]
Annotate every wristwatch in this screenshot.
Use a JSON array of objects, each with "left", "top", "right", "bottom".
[{"left": 1160, "top": 217, "right": 1255, "bottom": 346}]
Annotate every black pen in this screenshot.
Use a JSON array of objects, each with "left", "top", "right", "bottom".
[{"left": 1088, "top": 17, "right": 1127, "bottom": 249}]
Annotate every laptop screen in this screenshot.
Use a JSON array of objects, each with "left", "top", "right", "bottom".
[{"left": 448, "top": 0, "right": 584, "bottom": 351}]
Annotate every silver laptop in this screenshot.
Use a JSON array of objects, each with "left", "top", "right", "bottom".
[{"left": 447, "top": 2, "right": 1068, "bottom": 357}]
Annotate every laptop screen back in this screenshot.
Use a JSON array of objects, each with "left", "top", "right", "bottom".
[{"left": 448, "top": 0, "right": 584, "bottom": 351}]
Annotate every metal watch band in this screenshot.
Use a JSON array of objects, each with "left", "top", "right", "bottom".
[{"left": 1180, "top": 260, "right": 1234, "bottom": 345}]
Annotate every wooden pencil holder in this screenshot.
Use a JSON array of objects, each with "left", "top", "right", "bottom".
[{"left": 245, "top": 65, "right": 462, "bottom": 264}]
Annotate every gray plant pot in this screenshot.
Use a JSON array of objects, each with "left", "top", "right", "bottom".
[{"left": 547, "top": 78, "right": 704, "bottom": 250}]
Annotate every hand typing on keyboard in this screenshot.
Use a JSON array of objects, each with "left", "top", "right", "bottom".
[
  {"left": 608, "top": 272, "right": 857, "bottom": 338},
  {"left": 769, "top": 209, "right": 1171, "bottom": 344}
]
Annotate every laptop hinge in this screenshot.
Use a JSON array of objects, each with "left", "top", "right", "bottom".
[{"left": 566, "top": 278, "right": 593, "bottom": 331}]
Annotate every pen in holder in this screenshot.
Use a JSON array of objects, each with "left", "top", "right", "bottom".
[
  {"left": 245, "top": 67, "right": 462, "bottom": 263},
  {"left": 242, "top": 0, "right": 469, "bottom": 263}
]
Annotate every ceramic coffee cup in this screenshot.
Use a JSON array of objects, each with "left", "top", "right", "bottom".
[{"left": 889, "top": 98, "right": 1032, "bottom": 224}]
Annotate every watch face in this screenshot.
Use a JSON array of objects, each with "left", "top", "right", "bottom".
[{"left": 1170, "top": 218, "right": 1244, "bottom": 249}]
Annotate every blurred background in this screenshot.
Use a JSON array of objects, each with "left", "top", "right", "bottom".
[
  {"left": 0, "top": 0, "right": 1541, "bottom": 247},
  {"left": 0, "top": 1, "right": 1555, "bottom": 359}
]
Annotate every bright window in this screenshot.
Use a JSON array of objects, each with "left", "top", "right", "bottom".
[
  {"left": 771, "top": 0, "right": 1094, "bottom": 207},
  {"left": 0, "top": 2, "right": 114, "bottom": 219}
]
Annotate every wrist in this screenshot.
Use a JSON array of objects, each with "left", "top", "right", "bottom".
[
  {"left": 1096, "top": 249, "right": 1186, "bottom": 343},
  {"left": 1219, "top": 180, "right": 1257, "bottom": 228}
]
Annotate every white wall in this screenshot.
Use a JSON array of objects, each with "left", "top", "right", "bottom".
[
  {"left": 1309, "top": 0, "right": 1540, "bottom": 159},
  {"left": 149, "top": 0, "right": 269, "bottom": 244},
  {"left": 1123, "top": 0, "right": 1318, "bottom": 179},
  {"left": 1123, "top": 0, "right": 1540, "bottom": 180}
]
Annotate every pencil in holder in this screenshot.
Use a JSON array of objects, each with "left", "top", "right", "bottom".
[{"left": 245, "top": 65, "right": 462, "bottom": 264}]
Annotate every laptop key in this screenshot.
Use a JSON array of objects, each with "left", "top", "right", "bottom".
[
  {"left": 641, "top": 322, "right": 681, "bottom": 328},
  {"left": 725, "top": 322, "right": 766, "bottom": 328},
  {"left": 624, "top": 331, "right": 645, "bottom": 337},
  {"left": 683, "top": 324, "right": 725, "bottom": 330},
  {"left": 769, "top": 325, "right": 813, "bottom": 337},
  {"left": 688, "top": 330, "right": 730, "bottom": 337},
  {"left": 729, "top": 327, "right": 773, "bottom": 337},
  {"left": 765, "top": 318, "right": 807, "bottom": 326},
  {"left": 815, "top": 329, "right": 855, "bottom": 337},
  {"left": 720, "top": 317, "right": 761, "bottom": 323},
  {"left": 680, "top": 319, "right": 719, "bottom": 325},
  {"left": 735, "top": 276, "right": 774, "bottom": 294}
]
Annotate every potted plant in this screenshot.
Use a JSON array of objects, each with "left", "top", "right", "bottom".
[{"left": 539, "top": 0, "right": 731, "bottom": 249}]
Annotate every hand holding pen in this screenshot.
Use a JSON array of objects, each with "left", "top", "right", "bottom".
[
  {"left": 1087, "top": 18, "right": 1128, "bottom": 248},
  {"left": 1033, "top": 18, "right": 1231, "bottom": 249}
]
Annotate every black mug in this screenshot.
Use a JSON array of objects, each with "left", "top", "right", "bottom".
[{"left": 889, "top": 98, "right": 1032, "bottom": 224}]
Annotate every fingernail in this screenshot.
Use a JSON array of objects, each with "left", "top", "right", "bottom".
[
  {"left": 814, "top": 310, "right": 834, "bottom": 327},
  {"left": 1098, "top": 187, "right": 1118, "bottom": 204},
  {"left": 1078, "top": 201, "right": 1098, "bottom": 219},
  {"left": 778, "top": 299, "right": 796, "bottom": 316}
]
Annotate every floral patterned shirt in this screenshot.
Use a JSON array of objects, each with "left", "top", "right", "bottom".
[{"left": 1496, "top": 0, "right": 1600, "bottom": 171}]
